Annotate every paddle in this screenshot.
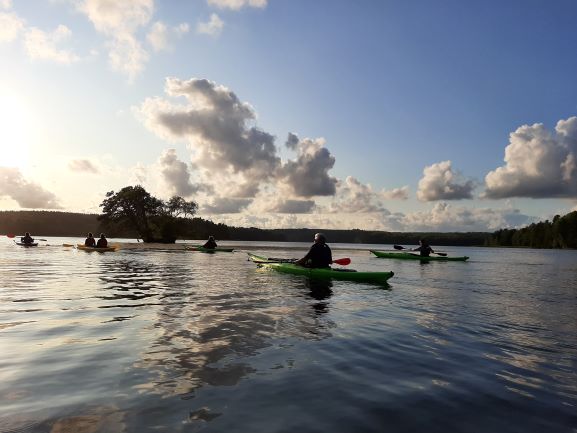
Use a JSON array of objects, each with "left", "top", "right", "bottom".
[
  {"left": 255, "top": 256, "right": 351, "bottom": 266},
  {"left": 393, "top": 244, "right": 447, "bottom": 257},
  {"left": 7, "top": 235, "right": 47, "bottom": 241}
]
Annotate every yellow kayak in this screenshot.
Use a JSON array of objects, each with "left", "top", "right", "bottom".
[{"left": 77, "top": 244, "right": 118, "bottom": 252}]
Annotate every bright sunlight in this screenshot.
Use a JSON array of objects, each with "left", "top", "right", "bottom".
[{"left": 0, "top": 91, "right": 31, "bottom": 169}]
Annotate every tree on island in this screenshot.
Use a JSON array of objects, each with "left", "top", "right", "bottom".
[{"left": 99, "top": 186, "right": 198, "bottom": 243}]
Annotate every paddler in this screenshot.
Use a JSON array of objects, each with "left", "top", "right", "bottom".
[
  {"left": 96, "top": 233, "right": 108, "bottom": 248},
  {"left": 413, "top": 239, "right": 434, "bottom": 257},
  {"left": 84, "top": 232, "right": 96, "bottom": 247},
  {"left": 295, "top": 233, "right": 332, "bottom": 268},
  {"left": 21, "top": 232, "right": 34, "bottom": 244},
  {"left": 202, "top": 236, "right": 217, "bottom": 249}
]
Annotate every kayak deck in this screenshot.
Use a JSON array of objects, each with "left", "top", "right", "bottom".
[
  {"left": 16, "top": 242, "right": 38, "bottom": 247},
  {"left": 248, "top": 253, "right": 394, "bottom": 283},
  {"left": 370, "top": 250, "right": 469, "bottom": 261},
  {"left": 77, "top": 244, "right": 118, "bottom": 252}
]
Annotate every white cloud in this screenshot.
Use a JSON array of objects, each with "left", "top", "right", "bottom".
[
  {"left": 0, "top": 0, "right": 12, "bottom": 10},
  {"left": 329, "top": 176, "right": 387, "bottom": 213},
  {"left": 0, "top": 167, "right": 61, "bottom": 209},
  {"left": 0, "top": 11, "right": 24, "bottom": 42},
  {"left": 207, "top": 0, "right": 267, "bottom": 10},
  {"left": 202, "top": 197, "right": 252, "bottom": 213},
  {"left": 68, "top": 159, "right": 99, "bottom": 174},
  {"left": 264, "top": 199, "right": 316, "bottom": 214},
  {"left": 147, "top": 21, "right": 168, "bottom": 51},
  {"left": 174, "top": 23, "right": 190, "bottom": 36},
  {"left": 381, "top": 185, "right": 409, "bottom": 200},
  {"left": 80, "top": 0, "right": 153, "bottom": 35},
  {"left": 196, "top": 13, "right": 224, "bottom": 37},
  {"left": 380, "top": 202, "right": 530, "bottom": 232},
  {"left": 78, "top": 0, "right": 154, "bottom": 80},
  {"left": 417, "top": 160, "right": 475, "bottom": 201},
  {"left": 278, "top": 135, "right": 337, "bottom": 197},
  {"left": 157, "top": 149, "right": 210, "bottom": 197},
  {"left": 484, "top": 117, "right": 577, "bottom": 199},
  {"left": 107, "top": 34, "right": 149, "bottom": 81},
  {"left": 138, "top": 77, "right": 280, "bottom": 196},
  {"left": 23, "top": 25, "right": 80, "bottom": 63}
]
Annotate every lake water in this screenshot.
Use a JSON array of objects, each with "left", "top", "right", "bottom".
[{"left": 1, "top": 239, "right": 576, "bottom": 433}]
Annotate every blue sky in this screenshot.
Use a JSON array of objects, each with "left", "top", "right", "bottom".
[{"left": 1, "top": 0, "right": 576, "bottom": 231}]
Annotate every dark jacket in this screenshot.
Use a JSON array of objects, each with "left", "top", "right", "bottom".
[
  {"left": 85, "top": 237, "right": 96, "bottom": 247},
  {"left": 96, "top": 238, "right": 108, "bottom": 248},
  {"left": 302, "top": 243, "right": 332, "bottom": 268}
]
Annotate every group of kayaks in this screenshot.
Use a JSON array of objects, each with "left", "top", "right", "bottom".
[{"left": 13, "top": 237, "right": 469, "bottom": 284}]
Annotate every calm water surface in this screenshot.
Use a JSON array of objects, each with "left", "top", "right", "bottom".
[{"left": 1, "top": 239, "right": 576, "bottom": 432}]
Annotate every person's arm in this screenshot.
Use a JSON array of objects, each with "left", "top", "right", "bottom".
[{"left": 295, "top": 245, "right": 314, "bottom": 266}]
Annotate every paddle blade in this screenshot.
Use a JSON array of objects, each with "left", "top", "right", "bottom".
[
  {"left": 7, "top": 234, "right": 15, "bottom": 238},
  {"left": 393, "top": 245, "right": 405, "bottom": 250},
  {"left": 332, "top": 258, "right": 351, "bottom": 265}
]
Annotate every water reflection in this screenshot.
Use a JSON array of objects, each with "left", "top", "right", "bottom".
[{"left": 93, "top": 252, "right": 337, "bottom": 401}]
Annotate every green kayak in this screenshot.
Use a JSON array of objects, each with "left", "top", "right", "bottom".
[
  {"left": 370, "top": 250, "right": 469, "bottom": 261},
  {"left": 187, "top": 245, "right": 234, "bottom": 253},
  {"left": 248, "top": 253, "right": 394, "bottom": 283}
]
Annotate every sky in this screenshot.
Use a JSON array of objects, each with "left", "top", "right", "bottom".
[{"left": 1, "top": 0, "right": 577, "bottom": 232}]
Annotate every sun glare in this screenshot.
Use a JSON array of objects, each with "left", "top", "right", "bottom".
[{"left": 0, "top": 92, "right": 31, "bottom": 169}]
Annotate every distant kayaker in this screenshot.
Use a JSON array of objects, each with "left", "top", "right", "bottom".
[
  {"left": 21, "top": 232, "right": 34, "bottom": 244},
  {"left": 413, "top": 239, "right": 434, "bottom": 257},
  {"left": 202, "top": 236, "right": 217, "bottom": 249},
  {"left": 84, "top": 232, "right": 96, "bottom": 247},
  {"left": 296, "top": 233, "right": 332, "bottom": 268},
  {"left": 96, "top": 233, "right": 108, "bottom": 248}
]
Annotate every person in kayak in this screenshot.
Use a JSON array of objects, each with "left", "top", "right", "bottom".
[
  {"left": 21, "top": 232, "right": 34, "bottom": 244},
  {"left": 295, "top": 233, "right": 332, "bottom": 268},
  {"left": 413, "top": 239, "right": 434, "bottom": 257},
  {"left": 96, "top": 233, "right": 108, "bottom": 248},
  {"left": 84, "top": 232, "right": 96, "bottom": 247},
  {"left": 203, "top": 236, "right": 217, "bottom": 249}
]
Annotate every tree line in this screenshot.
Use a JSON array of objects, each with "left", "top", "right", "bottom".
[
  {"left": 2, "top": 185, "right": 574, "bottom": 248},
  {"left": 485, "top": 211, "right": 577, "bottom": 249}
]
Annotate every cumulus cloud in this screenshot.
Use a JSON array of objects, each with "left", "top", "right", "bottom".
[
  {"left": 202, "top": 197, "right": 252, "bottom": 213},
  {"left": 381, "top": 185, "right": 409, "bottom": 200},
  {"left": 197, "top": 14, "right": 224, "bottom": 37},
  {"left": 207, "top": 0, "right": 267, "bottom": 10},
  {"left": 146, "top": 21, "right": 190, "bottom": 51},
  {"left": 138, "top": 77, "right": 280, "bottom": 195},
  {"left": 79, "top": 0, "right": 154, "bottom": 80},
  {"left": 158, "top": 149, "right": 209, "bottom": 197},
  {"left": 68, "top": 159, "right": 99, "bottom": 174},
  {"left": 381, "top": 202, "right": 530, "bottom": 232},
  {"left": 0, "top": 10, "right": 24, "bottom": 42},
  {"left": 278, "top": 135, "right": 337, "bottom": 197},
  {"left": 484, "top": 117, "right": 577, "bottom": 199},
  {"left": 0, "top": 167, "right": 61, "bottom": 208},
  {"left": 285, "top": 132, "right": 299, "bottom": 150},
  {"left": 23, "top": 25, "right": 80, "bottom": 63},
  {"left": 265, "top": 199, "right": 316, "bottom": 214},
  {"left": 329, "top": 176, "right": 387, "bottom": 213},
  {"left": 417, "top": 160, "right": 475, "bottom": 201}
]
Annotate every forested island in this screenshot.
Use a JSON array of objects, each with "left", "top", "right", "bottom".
[{"left": 484, "top": 211, "right": 577, "bottom": 249}]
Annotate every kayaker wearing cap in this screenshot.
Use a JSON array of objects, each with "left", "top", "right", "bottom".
[
  {"left": 413, "top": 239, "right": 434, "bottom": 257},
  {"left": 96, "top": 233, "right": 108, "bottom": 248},
  {"left": 295, "top": 233, "right": 332, "bottom": 268},
  {"left": 21, "top": 232, "right": 34, "bottom": 244},
  {"left": 203, "top": 236, "right": 217, "bottom": 249},
  {"left": 84, "top": 232, "right": 96, "bottom": 247}
]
